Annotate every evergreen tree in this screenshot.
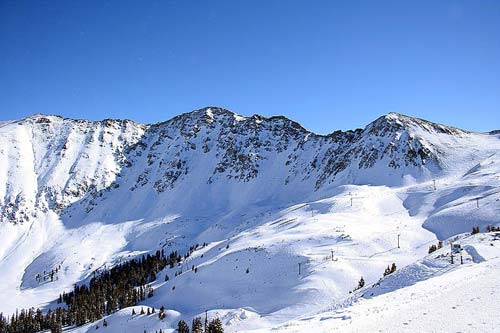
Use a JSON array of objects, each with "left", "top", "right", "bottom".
[
  {"left": 207, "top": 318, "right": 224, "bottom": 333},
  {"left": 192, "top": 316, "right": 203, "bottom": 333},
  {"left": 158, "top": 306, "right": 166, "bottom": 320},
  {"left": 177, "top": 319, "right": 190, "bottom": 333},
  {"left": 357, "top": 276, "right": 365, "bottom": 290},
  {"left": 50, "top": 320, "right": 63, "bottom": 333},
  {"left": 354, "top": 277, "right": 365, "bottom": 290}
]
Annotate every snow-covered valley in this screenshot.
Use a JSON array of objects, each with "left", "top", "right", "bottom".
[{"left": 0, "top": 108, "right": 499, "bottom": 332}]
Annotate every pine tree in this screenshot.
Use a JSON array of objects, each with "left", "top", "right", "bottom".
[
  {"left": 207, "top": 318, "right": 224, "bottom": 333},
  {"left": 177, "top": 319, "right": 190, "bottom": 333},
  {"left": 50, "top": 320, "right": 63, "bottom": 333},
  {"left": 192, "top": 316, "right": 203, "bottom": 333},
  {"left": 383, "top": 263, "right": 397, "bottom": 277},
  {"left": 158, "top": 306, "right": 166, "bottom": 320},
  {"left": 357, "top": 276, "right": 365, "bottom": 290}
]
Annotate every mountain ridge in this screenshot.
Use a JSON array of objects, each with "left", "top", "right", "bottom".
[
  {"left": 16, "top": 107, "right": 471, "bottom": 137},
  {"left": 0, "top": 108, "right": 492, "bottom": 225}
]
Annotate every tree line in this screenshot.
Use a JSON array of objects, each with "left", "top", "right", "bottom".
[
  {"left": 0, "top": 246, "right": 202, "bottom": 333},
  {"left": 175, "top": 315, "right": 224, "bottom": 333}
]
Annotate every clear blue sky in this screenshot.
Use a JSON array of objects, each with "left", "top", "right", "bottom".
[{"left": 1, "top": 0, "right": 499, "bottom": 133}]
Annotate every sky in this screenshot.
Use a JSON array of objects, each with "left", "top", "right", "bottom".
[{"left": 1, "top": 0, "right": 499, "bottom": 134}]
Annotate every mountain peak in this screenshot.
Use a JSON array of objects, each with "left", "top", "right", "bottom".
[
  {"left": 374, "top": 112, "right": 418, "bottom": 125},
  {"left": 161, "top": 106, "right": 246, "bottom": 126},
  {"left": 194, "top": 106, "right": 238, "bottom": 119},
  {"left": 385, "top": 111, "right": 405, "bottom": 119},
  {"left": 367, "top": 112, "right": 467, "bottom": 136}
]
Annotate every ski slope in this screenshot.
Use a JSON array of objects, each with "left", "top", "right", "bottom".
[{"left": 256, "top": 233, "right": 500, "bottom": 333}]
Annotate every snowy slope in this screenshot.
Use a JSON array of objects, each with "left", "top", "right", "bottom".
[
  {"left": 0, "top": 108, "right": 499, "bottom": 332},
  {"left": 256, "top": 232, "right": 500, "bottom": 333}
]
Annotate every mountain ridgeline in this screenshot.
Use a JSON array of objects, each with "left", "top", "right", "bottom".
[{"left": 0, "top": 108, "right": 476, "bottom": 224}]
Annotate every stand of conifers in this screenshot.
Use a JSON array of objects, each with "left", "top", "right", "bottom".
[{"left": 0, "top": 244, "right": 215, "bottom": 333}]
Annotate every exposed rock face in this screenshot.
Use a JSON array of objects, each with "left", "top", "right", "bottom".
[{"left": 0, "top": 108, "right": 469, "bottom": 223}]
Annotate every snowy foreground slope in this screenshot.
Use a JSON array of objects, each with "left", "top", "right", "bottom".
[
  {"left": 256, "top": 233, "right": 500, "bottom": 333},
  {"left": 0, "top": 108, "right": 499, "bottom": 332}
]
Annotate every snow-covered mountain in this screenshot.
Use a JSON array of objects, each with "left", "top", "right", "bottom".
[
  {"left": 0, "top": 107, "right": 486, "bottom": 224},
  {"left": 0, "top": 108, "right": 499, "bottom": 332}
]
